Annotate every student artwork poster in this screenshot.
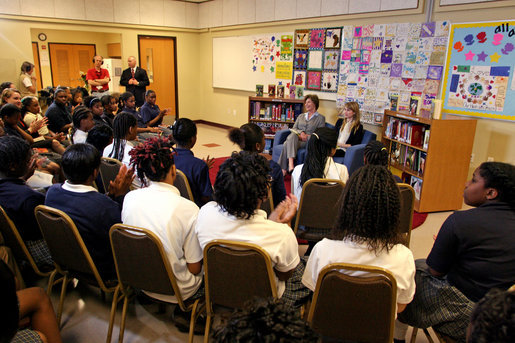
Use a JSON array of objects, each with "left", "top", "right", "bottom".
[{"left": 443, "top": 20, "right": 515, "bottom": 121}]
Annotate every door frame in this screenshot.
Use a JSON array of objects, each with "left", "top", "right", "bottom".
[
  {"left": 31, "top": 42, "right": 43, "bottom": 91},
  {"left": 48, "top": 43, "right": 97, "bottom": 88},
  {"left": 137, "top": 35, "right": 179, "bottom": 118}
]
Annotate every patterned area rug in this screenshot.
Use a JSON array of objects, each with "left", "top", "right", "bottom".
[{"left": 209, "top": 157, "right": 428, "bottom": 229}]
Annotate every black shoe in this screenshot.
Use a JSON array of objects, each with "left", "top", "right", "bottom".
[{"left": 173, "top": 306, "right": 205, "bottom": 335}]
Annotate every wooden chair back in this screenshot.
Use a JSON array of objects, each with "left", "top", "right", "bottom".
[
  {"left": 0, "top": 205, "right": 52, "bottom": 277},
  {"left": 174, "top": 169, "right": 195, "bottom": 202},
  {"left": 293, "top": 178, "right": 345, "bottom": 238},
  {"left": 308, "top": 263, "right": 397, "bottom": 343},
  {"left": 398, "top": 183, "right": 415, "bottom": 247},
  {"left": 99, "top": 157, "right": 123, "bottom": 192}
]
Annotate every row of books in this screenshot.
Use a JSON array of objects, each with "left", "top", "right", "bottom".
[
  {"left": 385, "top": 117, "right": 429, "bottom": 149},
  {"left": 254, "top": 122, "right": 290, "bottom": 136},
  {"left": 391, "top": 142, "right": 426, "bottom": 176},
  {"left": 250, "top": 102, "right": 302, "bottom": 122}
]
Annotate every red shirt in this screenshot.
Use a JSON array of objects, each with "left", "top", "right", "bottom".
[{"left": 86, "top": 68, "right": 110, "bottom": 91}]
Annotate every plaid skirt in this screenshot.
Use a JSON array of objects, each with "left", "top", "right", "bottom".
[
  {"left": 398, "top": 259, "right": 474, "bottom": 343},
  {"left": 281, "top": 256, "right": 312, "bottom": 309},
  {"left": 26, "top": 239, "right": 53, "bottom": 269}
]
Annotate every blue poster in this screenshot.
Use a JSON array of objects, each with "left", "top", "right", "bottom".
[{"left": 442, "top": 20, "right": 515, "bottom": 121}]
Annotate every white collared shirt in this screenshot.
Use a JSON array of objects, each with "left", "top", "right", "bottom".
[{"left": 62, "top": 181, "right": 98, "bottom": 193}]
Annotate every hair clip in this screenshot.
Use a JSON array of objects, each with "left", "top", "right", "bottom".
[
  {"left": 312, "top": 133, "right": 319, "bottom": 139},
  {"left": 381, "top": 147, "right": 387, "bottom": 151}
]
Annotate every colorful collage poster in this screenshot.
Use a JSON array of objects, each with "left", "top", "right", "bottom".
[
  {"left": 292, "top": 27, "right": 342, "bottom": 93},
  {"left": 252, "top": 34, "right": 293, "bottom": 82},
  {"left": 442, "top": 21, "right": 515, "bottom": 121},
  {"left": 335, "top": 21, "right": 450, "bottom": 125}
]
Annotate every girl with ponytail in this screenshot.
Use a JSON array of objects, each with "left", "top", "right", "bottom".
[{"left": 291, "top": 127, "right": 348, "bottom": 201}]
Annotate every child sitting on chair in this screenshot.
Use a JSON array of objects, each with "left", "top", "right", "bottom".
[
  {"left": 302, "top": 165, "right": 415, "bottom": 315},
  {"left": 291, "top": 127, "right": 348, "bottom": 202},
  {"left": 45, "top": 143, "right": 133, "bottom": 280},
  {"left": 171, "top": 118, "right": 213, "bottom": 207}
]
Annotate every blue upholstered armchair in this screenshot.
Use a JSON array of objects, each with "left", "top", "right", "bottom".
[{"left": 271, "top": 123, "right": 377, "bottom": 176}]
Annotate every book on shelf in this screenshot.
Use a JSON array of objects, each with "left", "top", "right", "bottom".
[
  {"left": 256, "top": 84, "right": 264, "bottom": 97},
  {"left": 405, "top": 147, "right": 416, "bottom": 170},
  {"left": 409, "top": 96, "right": 421, "bottom": 116},
  {"left": 289, "top": 85, "right": 296, "bottom": 99},
  {"left": 389, "top": 94, "right": 399, "bottom": 111},
  {"left": 399, "top": 145, "right": 407, "bottom": 167},
  {"left": 423, "top": 129, "right": 430, "bottom": 150},
  {"left": 410, "top": 176, "right": 422, "bottom": 200},
  {"left": 268, "top": 84, "right": 276, "bottom": 97},
  {"left": 277, "top": 85, "right": 285, "bottom": 98},
  {"left": 390, "top": 142, "right": 400, "bottom": 165},
  {"left": 418, "top": 152, "right": 426, "bottom": 175}
]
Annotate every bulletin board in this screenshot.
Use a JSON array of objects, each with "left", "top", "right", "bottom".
[
  {"left": 442, "top": 20, "right": 515, "bottom": 121},
  {"left": 334, "top": 21, "right": 450, "bottom": 125},
  {"left": 212, "top": 33, "right": 293, "bottom": 93}
]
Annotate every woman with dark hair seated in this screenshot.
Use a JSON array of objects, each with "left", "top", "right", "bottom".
[
  {"left": 398, "top": 162, "right": 515, "bottom": 343},
  {"left": 195, "top": 151, "right": 309, "bottom": 308},
  {"left": 229, "top": 123, "right": 286, "bottom": 207},
  {"left": 302, "top": 165, "right": 416, "bottom": 314}
]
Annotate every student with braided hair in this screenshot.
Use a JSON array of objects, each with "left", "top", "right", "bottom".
[
  {"left": 122, "top": 136, "right": 203, "bottom": 330},
  {"left": 171, "top": 118, "right": 213, "bottom": 207},
  {"left": 398, "top": 162, "right": 515, "bottom": 343},
  {"left": 228, "top": 123, "right": 286, "bottom": 206},
  {"left": 302, "top": 164, "right": 416, "bottom": 313},
  {"left": 103, "top": 112, "right": 138, "bottom": 165},
  {"left": 70, "top": 106, "right": 94, "bottom": 144},
  {"left": 291, "top": 126, "right": 348, "bottom": 202}
]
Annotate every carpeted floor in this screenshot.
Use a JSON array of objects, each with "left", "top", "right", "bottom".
[{"left": 209, "top": 156, "right": 428, "bottom": 229}]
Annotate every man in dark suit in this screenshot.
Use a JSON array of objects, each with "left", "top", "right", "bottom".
[{"left": 120, "top": 56, "right": 150, "bottom": 108}]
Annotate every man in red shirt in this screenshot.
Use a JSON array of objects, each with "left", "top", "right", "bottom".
[{"left": 87, "top": 55, "right": 111, "bottom": 98}]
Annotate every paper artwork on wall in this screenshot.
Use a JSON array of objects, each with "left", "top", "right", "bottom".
[
  {"left": 292, "top": 27, "right": 344, "bottom": 94},
  {"left": 307, "top": 71, "right": 322, "bottom": 90},
  {"left": 336, "top": 21, "right": 450, "bottom": 125}
]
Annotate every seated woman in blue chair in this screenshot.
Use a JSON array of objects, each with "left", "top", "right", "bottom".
[
  {"left": 277, "top": 94, "right": 325, "bottom": 175},
  {"left": 334, "top": 101, "right": 364, "bottom": 158}
]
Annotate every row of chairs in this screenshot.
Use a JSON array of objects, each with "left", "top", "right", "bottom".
[
  {"left": 0, "top": 177, "right": 417, "bottom": 343},
  {"left": 1, "top": 202, "right": 399, "bottom": 343}
]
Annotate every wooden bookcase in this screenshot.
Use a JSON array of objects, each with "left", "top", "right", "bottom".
[
  {"left": 382, "top": 110, "right": 477, "bottom": 213},
  {"left": 248, "top": 96, "right": 305, "bottom": 152}
]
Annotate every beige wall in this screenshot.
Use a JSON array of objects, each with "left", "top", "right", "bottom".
[
  {"left": 197, "top": 4, "right": 515, "bottom": 175},
  {"left": 1, "top": 17, "right": 200, "bottom": 119},
  {"left": 1, "top": 0, "right": 514, "bottom": 172}
]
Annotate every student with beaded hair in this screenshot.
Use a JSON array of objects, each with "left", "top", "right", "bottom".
[
  {"left": 123, "top": 136, "right": 203, "bottom": 330},
  {"left": 302, "top": 165, "right": 416, "bottom": 315},
  {"left": 228, "top": 123, "right": 286, "bottom": 206},
  {"left": 171, "top": 118, "right": 213, "bottom": 207},
  {"left": 291, "top": 126, "right": 348, "bottom": 202}
]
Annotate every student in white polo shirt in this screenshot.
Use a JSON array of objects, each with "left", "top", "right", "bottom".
[{"left": 121, "top": 136, "right": 203, "bottom": 331}]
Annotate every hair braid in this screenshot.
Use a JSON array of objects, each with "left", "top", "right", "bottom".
[
  {"left": 129, "top": 136, "right": 175, "bottom": 186},
  {"left": 332, "top": 165, "right": 401, "bottom": 254},
  {"left": 108, "top": 112, "right": 137, "bottom": 160},
  {"left": 299, "top": 127, "right": 337, "bottom": 187}
]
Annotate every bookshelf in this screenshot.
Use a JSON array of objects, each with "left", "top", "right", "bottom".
[
  {"left": 382, "top": 110, "right": 477, "bottom": 213},
  {"left": 248, "top": 96, "right": 305, "bottom": 151}
]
